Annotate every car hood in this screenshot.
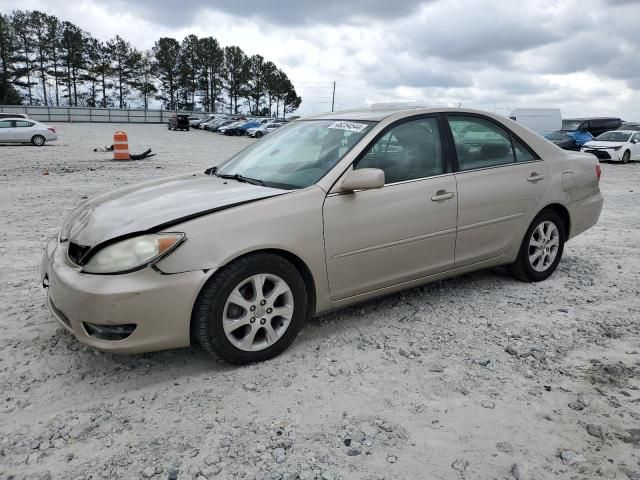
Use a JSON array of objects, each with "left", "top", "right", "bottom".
[
  {"left": 61, "top": 173, "right": 287, "bottom": 247},
  {"left": 583, "top": 141, "right": 624, "bottom": 148}
]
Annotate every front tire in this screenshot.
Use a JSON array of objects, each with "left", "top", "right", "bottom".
[
  {"left": 193, "top": 253, "right": 308, "bottom": 364},
  {"left": 255, "top": 131, "right": 263, "bottom": 138},
  {"left": 622, "top": 150, "right": 630, "bottom": 164},
  {"left": 509, "top": 210, "right": 565, "bottom": 282},
  {"left": 31, "top": 135, "right": 45, "bottom": 146}
]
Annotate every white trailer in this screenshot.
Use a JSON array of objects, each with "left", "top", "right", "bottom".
[{"left": 509, "top": 108, "right": 562, "bottom": 136}]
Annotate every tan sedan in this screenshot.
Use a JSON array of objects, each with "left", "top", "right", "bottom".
[{"left": 41, "top": 108, "right": 603, "bottom": 363}]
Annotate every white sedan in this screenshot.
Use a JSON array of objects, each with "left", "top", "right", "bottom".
[
  {"left": 246, "top": 122, "right": 284, "bottom": 138},
  {"left": 0, "top": 118, "right": 57, "bottom": 146},
  {"left": 581, "top": 130, "right": 640, "bottom": 163}
]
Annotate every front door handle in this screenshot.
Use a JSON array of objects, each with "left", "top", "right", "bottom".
[
  {"left": 527, "top": 173, "right": 546, "bottom": 183},
  {"left": 431, "top": 190, "right": 455, "bottom": 201}
]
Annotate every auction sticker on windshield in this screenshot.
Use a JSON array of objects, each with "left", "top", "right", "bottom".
[{"left": 328, "top": 121, "right": 369, "bottom": 133}]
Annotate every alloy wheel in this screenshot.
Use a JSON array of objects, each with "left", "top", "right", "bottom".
[
  {"left": 528, "top": 221, "right": 560, "bottom": 272},
  {"left": 222, "top": 273, "right": 294, "bottom": 352},
  {"left": 623, "top": 151, "right": 630, "bottom": 164}
]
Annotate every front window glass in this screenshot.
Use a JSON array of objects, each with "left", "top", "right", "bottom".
[
  {"left": 448, "top": 116, "right": 515, "bottom": 170},
  {"left": 217, "top": 120, "right": 375, "bottom": 189},
  {"left": 595, "top": 131, "right": 631, "bottom": 142},
  {"left": 355, "top": 118, "right": 443, "bottom": 183}
]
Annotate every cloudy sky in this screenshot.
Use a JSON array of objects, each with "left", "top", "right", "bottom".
[{"left": 3, "top": 0, "right": 640, "bottom": 119}]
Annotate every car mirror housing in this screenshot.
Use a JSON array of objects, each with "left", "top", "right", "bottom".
[{"left": 340, "top": 168, "right": 385, "bottom": 192}]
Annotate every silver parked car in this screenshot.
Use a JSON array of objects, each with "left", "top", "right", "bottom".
[
  {"left": 0, "top": 118, "right": 57, "bottom": 146},
  {"left": 246, "top": 122, "right": 285, "bottom": 138},
  {"left": 41, "top": 108, "right": 603, "bottom": 363}
]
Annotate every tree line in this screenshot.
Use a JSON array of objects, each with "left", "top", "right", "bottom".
[{"left": 0, "top": 10, "right": 302, "bottom": 116}]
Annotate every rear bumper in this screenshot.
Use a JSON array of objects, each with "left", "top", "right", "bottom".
[
  {"left": 567, "top": 191, "right": 604, "bottom": 239},
  {"left": 40, "top": 237, "right": 213, "bottom": 354}
]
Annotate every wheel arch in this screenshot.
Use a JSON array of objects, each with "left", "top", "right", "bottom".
[
  {"left": 539, "top": 203, "right": 571, "bottom": 240},
  {"left": 189, "top": 248, "right": 317, "bottom": 342}
]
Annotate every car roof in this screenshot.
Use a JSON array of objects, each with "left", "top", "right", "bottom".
[
  {"left": 305, "top": 106, "right": 519, "bottom": 122},
  {"left": 564, "top": 117, "right": 621, "bottom": 121},
  {"left": 608, "top": 130, "right": 635, "bottom": 134}
]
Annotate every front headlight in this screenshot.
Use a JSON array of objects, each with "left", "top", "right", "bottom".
[
  {"left": 83, "top": 233, "right": 185, "bottom": 274},
  {"left": 611, "top": 146, "right": 622, "bottom": 151}
]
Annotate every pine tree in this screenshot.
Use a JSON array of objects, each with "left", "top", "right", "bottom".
[
  {"left": 196, "top": 37, "right": 224, "bottom": 112},
  {"left": 30, "top": 11, "right": 51, "bottom": 105},
  {"left": 45, "top": 15, "right": 63, "bottom": 106},
  {"left": 0, "top": 13, "right": 22, "bottom": 104},
  {"left": 136, "top": 50, "right": 157, "bottom": 109},
  {"left": 152, "top": 37, "right": 180, "bottom": 110},
  {"left": 106, "top": 35, "right": 141, "bottom": 108},
  {"left": 177, "top": 34, "right": 199, "bottom": 109},
  {"left": 244, "top": 54, "right": 268, "bottom": 115},
  {"left": 11, "top": 11, "right": 36, "bottom": 105},
  {"left": 223, "top": 45, "right": 248, "bottom": 114},
  {"left": 60, "top": 21, "right": 85, "bottom": 106}
]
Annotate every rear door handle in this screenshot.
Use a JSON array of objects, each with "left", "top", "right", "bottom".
[
  {"left": 431, "top": 191, "right": 455, "bottom": 201},
  {"left": 527, "top": 173, "right": 545, "bottom": 183}
]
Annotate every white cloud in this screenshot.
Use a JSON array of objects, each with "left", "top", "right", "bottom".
[{"left": 2, "top": 0, "right": 639, "bottom": 119}]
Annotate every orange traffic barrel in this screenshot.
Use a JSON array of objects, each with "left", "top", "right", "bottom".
[{"left": 113, "top": 131, "right": 129, "bottom": 160}]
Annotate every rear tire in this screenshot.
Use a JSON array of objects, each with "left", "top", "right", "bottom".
[
  {"left": 31, "top": 135, "right": 45, "bottom": 146},
  {"left": 509, "top": 209, "right": 565, "bottom": 282},
  {"left": 622, "top": 150, "right": 630, "bottom": 164},
  {"left": 193, "top": 253, "right": 308, "bottom": 364}
]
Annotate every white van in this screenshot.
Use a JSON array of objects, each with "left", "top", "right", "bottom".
[{"left": 509, "top": 108, "right": 562, "bottom": 136}]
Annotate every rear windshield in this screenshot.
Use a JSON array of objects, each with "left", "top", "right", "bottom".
[
  {"left": 562, "top": 120, "right": 583, "bottom": 131},
  {"left": 546, "top": 131, "right": 570, "bottom": 141}
]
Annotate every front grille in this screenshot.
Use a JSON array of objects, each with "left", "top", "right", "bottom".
[
  {"left": 67, "top": 242, "right": 91, "bottom": 265},
  {"left": 585, "top": 149, "right": 611, "bottom": 160}
]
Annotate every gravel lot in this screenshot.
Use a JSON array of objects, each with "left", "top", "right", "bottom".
[{"left": 1, "top": 123, "right": 639, "bottom": 480}]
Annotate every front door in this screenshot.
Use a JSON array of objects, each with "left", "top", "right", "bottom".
[
  {"left": 323, "top": 116, "right": 458, "bottom": 300},
  {"left": 0, "top": 119, "right": 15, "bottom": 142},
  {"left": 631, "top": 133, "right": 640, "bottom": 160},
  {"left": 446, "top": 114, "right": 550, "bottom": 267}
]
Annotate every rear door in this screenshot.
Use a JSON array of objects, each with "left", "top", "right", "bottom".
[
  {"left": 447, "top": 114, "right": 550, "bottom": 267},
  {"left": 13, "top": 120, "right": 36, "bottom": 142},
  {"left": 0, "top": 120, "right": 15, "bottom": 142},
  {"left": 323, "top": 115, "right": 458, "bottom": 300}
]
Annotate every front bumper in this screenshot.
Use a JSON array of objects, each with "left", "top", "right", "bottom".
[
  {"left": 40, "top": 236, "right": 213, "bottom": 354},
  {"left": 582, "top": 147, "right": 622, "bottom": 161}
]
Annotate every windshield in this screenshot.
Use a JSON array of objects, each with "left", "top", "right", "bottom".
[
  {"left": 217, "top": 119, "right": 375, "bottom": 189},
  {"left": 595, "top": 131, "right": 631, "bottom": 142},
  {"left": 546, "top": 131, "right": 570, "bottom": 141},
  {"left": 562, "top": 120, "right": 583, "bottom": 131}
]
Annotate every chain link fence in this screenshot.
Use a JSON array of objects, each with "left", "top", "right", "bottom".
[{"left": 0, "top": 105, "right": 215, "bottom": 123}]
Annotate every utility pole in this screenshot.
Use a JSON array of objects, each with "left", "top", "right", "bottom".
[{"left": 331, "top": 81, "right": 336, "bottom": 112}]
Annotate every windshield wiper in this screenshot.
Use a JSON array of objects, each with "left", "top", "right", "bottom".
[{"left": 216, "top": 172, "right": 265, "bottom": 186}]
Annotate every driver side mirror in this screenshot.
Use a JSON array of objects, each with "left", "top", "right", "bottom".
[{"left": 340, "top": 168, "right": 385, "bottom": 192}]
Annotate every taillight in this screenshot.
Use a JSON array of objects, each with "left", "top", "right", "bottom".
[
  {"left": 596, "top": 163, "right": 601, "bottom": 180},
  {"left": 48, "top": 127, "right": 56, "bottom": 133}
]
